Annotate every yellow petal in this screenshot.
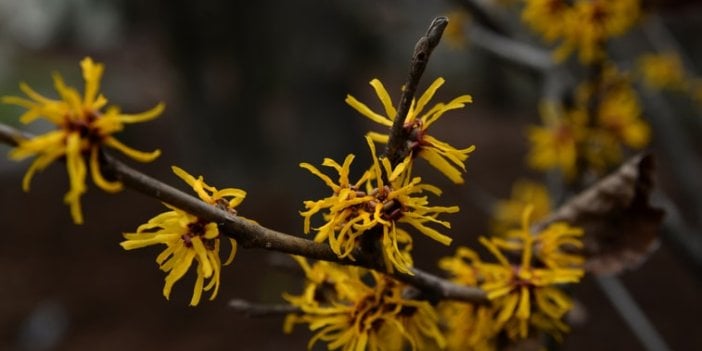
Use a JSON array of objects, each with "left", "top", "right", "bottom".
[
  {"left": 90, "top": 146, "right": 123, "bottom": 192},
  {"left": 118, "top": 102, "right": 165, "bottom": 123},
  {"left": 80, "top": 57, "right": 104, "bottom": 107},
  {"left": 419, "top": 148, "right": 464, "bottom": 184},
  {"left": 345, "top": 94, "right": 393, "bottom": 127},
  {"left": 52, "top": 73, "right": 82, "bottom": 120},
  {"left": 300, "top": 162, "right": 338, "bottom": 191},
  {"left": 516, "top": 287, "right": 531, "bottom": 320},
  {"left": 163, "top": 249, "right": 196, "bottom": 299},
  {"left": 224, "top": 238, "right": 237, "bottom": 265},
  {"left": 103, "top": 136, "right": 161, "bottom": 162},
  {"left": 369, "top": 78, "right": 397, "bottom": 118},
  {"left": 189, "top": 265, "right": 205, "bottom": 306},
  {"left": 366, "top": 131, "right": 389, "bottom": 144},
  {"left": 191, "top": 237, "right": 213, "bottom": 278},
  {"left": 19, "top": 82, "right": 54, "bottom": 104},
  {"left": 404, "top": 217, "right": 452, "bottom": 245},
  {"left": 414, "top": 77, "right": 445, "bottom": 118}
]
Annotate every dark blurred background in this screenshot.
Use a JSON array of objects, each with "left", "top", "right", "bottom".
[{"left": 1, "top": 1, "right": 701, "bottom": 350}]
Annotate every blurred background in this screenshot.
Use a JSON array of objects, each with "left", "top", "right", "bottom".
[{"left": 0, "top": 0, "right": 701, "bottom": 350}]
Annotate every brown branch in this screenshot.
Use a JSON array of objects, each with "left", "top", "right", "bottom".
[
  {"left": 0, "top": 122, "right": 487, "bottom": 304},
  {"left": 385, "top": 16, "right": 448, "bottom": 166},
  {"left": 228, "top": 299, "right": 300, "bottom": 317},
  {"left": 0, "top": 123, "right": 27, "bottom": 147}
]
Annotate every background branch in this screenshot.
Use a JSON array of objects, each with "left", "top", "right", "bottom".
[{"left": 228, "top": 299, "right": 300, "bottom": 317}]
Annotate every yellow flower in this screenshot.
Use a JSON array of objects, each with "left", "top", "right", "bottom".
[
  {"left": 637, "top": 53, "right": 687, "bottom": 90},
  {"left": 441, "top": 206, "right": 584, "bottom": 342},
  {"left": 284, "top": 258, "right": 445, "bottom": 351},
  {"left": 554, "top": 0, "right": 641, "bottom": 63},
  {"left": 575, "top": 65, "right": 650, "bottom": 173},
  {"left": 3, "top": 57, "right": 164, "bottom": 224},
  {"left": 346, "top": 77, "right": 476, "bottom": 184},
  {"left": 522, "top": 0, "right": 574, "bottom": 42},
  {"left": 120, "top": 166, "right": 245, "bottom": 306},
  {"left": 492, "top": 180, "right": 552, "bottom": 234},
  {"left": 300, "top": 136, "right": 458, "bottom": 274},
  {"left": 477, "top": 207, "right": 583, "bottom": 340},
  {"left": 526, "top": 102, "right": 587, "bottom": 179}
]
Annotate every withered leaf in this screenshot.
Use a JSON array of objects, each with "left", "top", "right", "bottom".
[{"left": 535, "top": 154, "right": 665, "bottom": 275}]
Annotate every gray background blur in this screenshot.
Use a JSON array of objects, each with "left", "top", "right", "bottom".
[{"left": 1, "top": 1, "right": 701, "bottom": 350}]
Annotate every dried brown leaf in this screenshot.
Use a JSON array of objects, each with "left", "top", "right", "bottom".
[{"left": 535, "top": 154, "right": 665, "bottom": 275}]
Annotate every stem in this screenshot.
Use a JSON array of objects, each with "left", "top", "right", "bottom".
[
  {"left": 0, "top": 122, "right": 488, "bottom": 304},
  {"left": 385, "top": 16, "right": 448, "bottom": 167}
]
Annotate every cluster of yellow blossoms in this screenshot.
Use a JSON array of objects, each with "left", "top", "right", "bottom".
[
  {"left": 527, "top": 65, "right": 650, "bottom": 178},
  {"left": 4, "top": 58, "right": 246, "bottom": 306},
  {"left": 3, "top": 57, "right": 163, "bottom": 224},
  {"left": 120, "top": 166, "right": 245, "bottom": 306},
  {"left": 302, "top": 77, "right": 474, "bottom": 274},
  {"left": 441, "top": 206, "right": 584, "bottom": 349},
  {"left": 283, "top": 257, "right": 445, "bottom": 351},
  {"left": 3, "top": 59, "right": 590, "bottom": 349},
  {"left": 521, "top": 0, "right": 641, "bottom": 63},
  {"left": 301, "top": 137, "right": 458, "bottom": 274}
]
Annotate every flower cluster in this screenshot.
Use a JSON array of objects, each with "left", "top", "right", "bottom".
[
  {"left": 301, "top": 136, "right": 458, "bottom": 274},
  {"left": 3, "top": 57, "right": 163, "bottom": 224},
  {"left": 527, "top": 65, "right": 650, "bottom": 178},
  {"left": 120, "top": 166, "right": 245, "bottom": 306},
  {"left": 521, "top": 0, "right": 641, "bottom": 63},
  {"left": 346, "top": 77, "right": 475, "bottom": 184},
  {"left": 440, "top": 206, "right": 584, "bottom": 345},
  {"left": 283, "top": 256, "right": 445, "bottom": 351}
]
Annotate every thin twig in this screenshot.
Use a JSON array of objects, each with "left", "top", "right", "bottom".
[
  {"left": 385, "top": 16, "right": 448, "bottom": 166},
  {"left": 0, "top": 122, "right": 488, "bottom": 304},
  {"left": 596, "top": 276, "right": 671, "bottom": 351},
  {"left": 470, "top": 24, "right": 553, "bottom": 72},
  {"left": 228, "top": 299, "right": 300, "bottom": 317},
  {"left": 0, "top": 123, "right": 28, "bottom": 147}
]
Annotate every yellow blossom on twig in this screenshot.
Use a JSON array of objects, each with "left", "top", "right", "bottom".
[
  {"left": 441, "top": 206, "right": 584, "bottom": 342},
  {"left": 120, "top": 166, "right": 245, "bottom": 306},
  {"left": 3, "top": 57, "right": 164, "bottom": 224},
  {"left": 346, "top": 77, "right": 475, "bottom": 184},
  {"left": 576, "top": 65, "right": 651, "bottom": 173},
  {"left": 300, "top": 136, "right": 458, "bottom": 274},
  {"left": 527, "top": 102, "right": 587, "bottom": 179},
  {"left": 284, "top": 257, "right": 445, "bottom": 351},
  {"left": 479, "top": 206, "right": 583, "bottom": 339}
]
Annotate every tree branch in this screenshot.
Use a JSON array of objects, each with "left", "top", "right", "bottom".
[
  {"left": 385, "top": 16, "right": 448, "bottom": 166},
  {"left": 0, "top": 122, "right": 488, "bottom": 304}
]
